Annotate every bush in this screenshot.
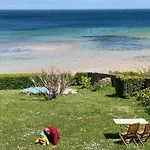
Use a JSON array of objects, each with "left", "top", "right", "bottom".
[
  {"left": 91, "top": 82, "right": 101, "bottom": 92},
  {"left": 30, "top": 70, "right": 70, "bottom": 100},
  {"left": 72, "top": 72, "right": 88, "bottom": 86},
  {"left": 115, "top": 76, "right": 145, "bottom": 98},
  {"left": 0, "top": 74, "right": 34, "bottom": 90},
  {"left": 61, "top": 72, "right": 74, "bottom": 85},
  {"left": 137, "top": 87, "right": 150, "bottom": 107},
  {"left": 80, "top": 76, "right": 91, "bottom": 89},
  {"left": 112, "top": 70, "right": 150, "bottom": 89}
]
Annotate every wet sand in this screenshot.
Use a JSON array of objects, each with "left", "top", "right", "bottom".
[{"left": 0, "top": 43, "right": 150, "bottom": 74}]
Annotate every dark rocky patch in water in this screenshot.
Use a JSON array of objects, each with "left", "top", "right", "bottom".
[
  {"left": 81, "top": 35, "right": 150, "bottom": 50},
  {"left": 0, "top": 55, "right": 36, "bottom": 60},
  {"left": 0, "top": 48, "right": 31, "bottom": 53}
]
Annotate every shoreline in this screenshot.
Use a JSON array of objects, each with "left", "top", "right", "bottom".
[{"left": 0, "top": 43, "right": 150, "bottom": 74}]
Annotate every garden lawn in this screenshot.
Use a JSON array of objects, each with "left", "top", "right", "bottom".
[{"left": 0, "top": 86, "right": 150, "bottom": 150}]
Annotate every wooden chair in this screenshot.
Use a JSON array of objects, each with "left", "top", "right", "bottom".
[
  {"left": 119, "top": 123, "right": 142, "bottom": 147},
  {"left": 137, "top": 123, "right": 150, "bottom": 142}
]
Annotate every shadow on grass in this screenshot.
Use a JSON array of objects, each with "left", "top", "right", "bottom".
[
  {"left": 19, "top": 95, "right": 49, "bottom": 102},
  {"left": 104, "top": 133, "right": 120, "bottom": 139},
  {"left": 105, "top": 93, "right": 120, "bottom": 98},
  {"left": 104, "top": 133, "right": 122, "bottom": 145},
  {"left": 20, "top": 98, "right": 47, "bottom": 102},
  {"left": 114, "top": 140, "right": 122, "bottom": 145}
]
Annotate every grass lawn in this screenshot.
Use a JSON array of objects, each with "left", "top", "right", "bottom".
[{"left": 0, "top": 86, "right": 150, "bottom": 150}]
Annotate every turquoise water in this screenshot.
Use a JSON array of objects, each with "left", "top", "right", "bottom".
[{"left": 0, "top": 9, "right": 150, "bottom": 54}]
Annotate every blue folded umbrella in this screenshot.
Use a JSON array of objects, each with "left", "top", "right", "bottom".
[{"left": 21, "top": 87, "right": 51, "bottom": 94}]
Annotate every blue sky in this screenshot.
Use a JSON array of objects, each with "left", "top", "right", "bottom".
[{"left": 0, "top": 0, "right": 150, "bottom": 10}]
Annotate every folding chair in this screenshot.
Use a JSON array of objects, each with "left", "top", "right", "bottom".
[
  {"left": 137, "top": 123, "right": 150, "bottom": 142},
  {"left": 119, "top": 123, "right": 142, "bottom": 147}
]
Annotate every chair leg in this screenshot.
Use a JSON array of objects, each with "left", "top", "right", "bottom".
[
  {"left": 136, "top": 135, "right": 144, "bottom": 146},
  {"left": 119, "top": 134, "right": 128, "bottom": 147},
  {"left": 133, "top": 138, "right": 138, "bottom": 147},
  {"left": 144, "top": 134, "right": 150, "bottom": 142}
]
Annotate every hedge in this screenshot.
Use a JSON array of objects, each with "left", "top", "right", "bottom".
[
  {"left": 0, "top": 74, "right": 34, "bottom": 90},
  {"left": 0, "top": 72, "right": 88, "bottom": 90},
  {"left": 112, "top": 71, "right": 150, "bottom": 78},
  {"left": 137, "top": 87, "right": 150, "bottom": 107},
  {"left": 115, "top": 76, "right": 145, "bottom": 98}
]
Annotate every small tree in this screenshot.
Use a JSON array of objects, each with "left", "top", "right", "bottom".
[
  {"left": 30, "top": 69, "right": 70, "bottom": 100},
  {"left": 80, "top": 76, "right": 91, "bottom": 89}
]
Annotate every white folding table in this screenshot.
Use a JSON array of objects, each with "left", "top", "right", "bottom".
[
  {"left": 113, "top": 118, "right": 148, "bottom": 131},
  {"left": 113, "top": 118, "right": 148, "bottom": 125}
]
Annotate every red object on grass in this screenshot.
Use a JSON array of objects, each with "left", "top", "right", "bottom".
[{"left": 44, "top": 126, "right": 59, "bottom": 145}]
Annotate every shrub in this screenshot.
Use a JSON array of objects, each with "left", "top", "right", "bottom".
[
  {"left": 112, "top": 70, "right": 150, "bottom": 89},
  {"left": 61, "top": 72, "right": 74, "bottom": 85},
  {"left": 91, "top": 82, "right": 101, "bottom": 92},
  {"left": 30, "top": 70, "right": 70, "bottom": 100},
  {"left": 72, "top": 72, "right": 88, "bottom": 86},
  {"left": 115, "top": 76, "right": 145, "bottom": 98},
  {"left": 80, "top": 76, "right": 91, "bottom": 89},
  {"left": 137, "top": 87, "right": 150, "bottom": 107},
  {"left": 0, "top": 73, "right": 34, "bottom": 90}
]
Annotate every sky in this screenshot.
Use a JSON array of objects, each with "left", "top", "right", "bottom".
[{"left": 0, "top": 0, "right": 150, "bottom": 10}]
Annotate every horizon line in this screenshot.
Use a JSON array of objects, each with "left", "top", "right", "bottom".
[{"left": 0, "top": 8, "right": 150, "bottom": 11}]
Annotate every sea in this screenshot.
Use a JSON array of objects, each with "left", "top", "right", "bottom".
[{"left": 0, "top": 9, "right": 150, "bottom": 73}]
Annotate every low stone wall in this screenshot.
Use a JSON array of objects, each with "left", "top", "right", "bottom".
[
  {"left": 87, "top": 72, "right": 115, "bottom": 85},
  {"left": 87, "top": 72, "right": 150, "bottom": 89}
]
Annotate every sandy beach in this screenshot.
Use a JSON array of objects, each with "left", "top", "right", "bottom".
[{"left": 0, "top": 43, "right": 150, "bottom": 74}]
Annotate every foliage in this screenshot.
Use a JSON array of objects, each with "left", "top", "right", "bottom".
[
  {"left": 1, "top": 87, "right": 150, "bottom": 150},
  {"left": 145, "top": 106, "right": 150, "bottom": 115},
  {"left": 30, "top": 70, "right": 70, "bottom": 100},
  {"left": 137, "top": 87, "right": 150, "bottom": 107},
  {"left": 61, "top": 72, "right": 74, "bottom": 85},
  {"left": 112, "top": 71, "right": 140, "bottom": 77},
  {"left": 0, "top": 73, "right": 34, "bottom": 90},
  {"left": 112, "top": 67, "right": 150, "bottom": 78},
  {"left": 80, "top": 76, "right": 91, "bottom": 89},
  {"left": 138, "top": 67, "right": 150, "bottom": 78},
  {"left": 91, "top": 82, "right": 101, "bottom": 92},
  {"left": 115, "top": 76, "right": 145, "bottom": 98},
  {"left": 72, "top": 72, "right": 88, "bottom": 86}
]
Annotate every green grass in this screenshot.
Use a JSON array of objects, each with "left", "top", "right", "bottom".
[{"left": 0, "top": 86, "right": 150, "bottom": 150}]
